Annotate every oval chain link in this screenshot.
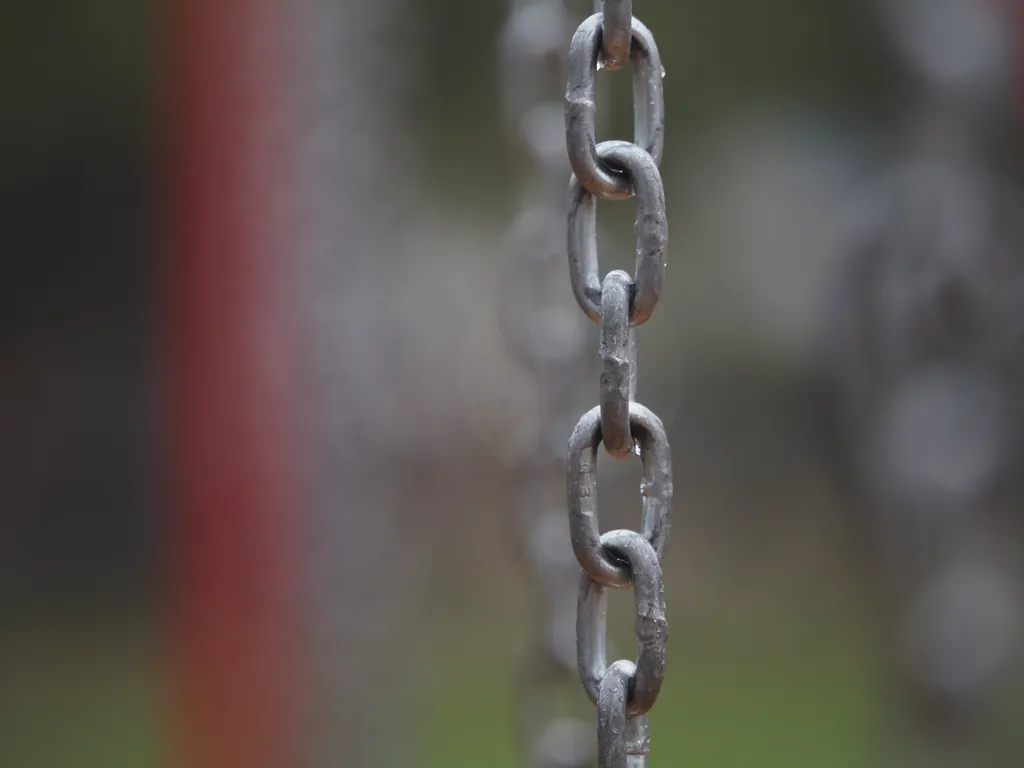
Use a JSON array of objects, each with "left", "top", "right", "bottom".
[
  {"left": 576, "top": 530, "right": 667, "bottom": 713},
  {"left": 565, "top": 14, "right": 664, "bottom": 201},
  {"left": 567, "top": 140, "right": 668, "bottom": 325},
  {"left": 563, "top": 4, "right": 673, "bottom": 767}
]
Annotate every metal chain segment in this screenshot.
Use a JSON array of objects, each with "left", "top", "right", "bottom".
[
  {"left": 599, "top": 270, "right": 636, "bottom": 458},
  {"left": 563, "top": 4, "right": 673, "bottom": 767},
  {"left": 577, "top": 529, "right": 667, "bottom": 713},
  {"left": 565, "top": 14, "right": 664, "bottom": 201},
  {"left": 567, "top": 403, "right": 672, "bottom": 588},
  {"left": 568, "top": 140, "right": 667, "bottom": 325}
]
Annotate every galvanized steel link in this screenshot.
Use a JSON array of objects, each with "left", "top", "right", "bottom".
[
  {"left": 599, "top": 270, "right": 637, "bottom": 459},
  {"left": 567, "top": 140, "right": 667, "bottom": 326},
  {"left": 565, "top": 14, "right": 664, "bottom": 200},
  {"left": 576, "top": 529, "right": 667, "bottom": 714},
  {"left": 567, "top": 402, "right": 672, "bottom": 589}
]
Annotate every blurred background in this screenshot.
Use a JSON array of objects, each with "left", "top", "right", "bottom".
[{"left": 2, "top": 0, "right": 1023, "bottom": 766}]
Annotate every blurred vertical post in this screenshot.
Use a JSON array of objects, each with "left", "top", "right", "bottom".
[{"left": 165, "top": 1, "right": 308, "bottom": 767}]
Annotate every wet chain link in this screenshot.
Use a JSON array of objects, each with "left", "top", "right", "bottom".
[
  {"left": 497, "top": 3, "right": 609, "bottom": 767},
  {"left": 563, "top": 3, "right": 672, "bottom": 767},
  {"left": 598, "top": 271, "right": 635, "bottom": 458},
  {"left": 565, "top": 14, "right": 664, "bottom": 201}
]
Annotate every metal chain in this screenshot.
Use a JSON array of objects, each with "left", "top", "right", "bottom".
[
  {"left": 497, "top": 3, "right": 671, "bottom": 766},
  {"left": 497, "top": 3, "right": 608, "bottom": 767},
  {"left": 564, "top": 4, "right": 672, "bottom": 767}
]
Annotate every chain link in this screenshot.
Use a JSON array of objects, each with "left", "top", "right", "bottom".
[
  {"left": 567, "top": 404, "right": 672, "bottom": 588},
  {"left": 567, "top": 141, "right": 667, "bottom": 325},
  {"left": 598, "top": 270, "right": 635, "bottom": 458},
  {"left": 563, "top": 4, "right": 673, "bottom": 766},
  {"left": 577, "top": 529, "right": 667, "bottom": 713},
  {"left": 565, "top": 14, "right": 664, "bottom": 201}
]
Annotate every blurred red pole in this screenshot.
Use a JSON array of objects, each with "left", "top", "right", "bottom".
[{"left": 164, "top": 2, "right": 308, "bottom": 767}]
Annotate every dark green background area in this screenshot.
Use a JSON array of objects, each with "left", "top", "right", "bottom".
[{"left": 417, "top": 0, "right": 886, "bottom": 199}]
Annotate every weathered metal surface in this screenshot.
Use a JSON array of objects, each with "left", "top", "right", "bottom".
[
  {"left": 561, "top": 4, "right": 674, "bottom": 765},
  {"left": 567, "top": 141, "right": 668, "bottom": 325},
  {"left": 565, "top": 14, "right": 664, "bottom": 201}
]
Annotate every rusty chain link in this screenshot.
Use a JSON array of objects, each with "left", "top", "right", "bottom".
[{"left": 564, "top": 4, "right": 672, "bottom": 767}]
